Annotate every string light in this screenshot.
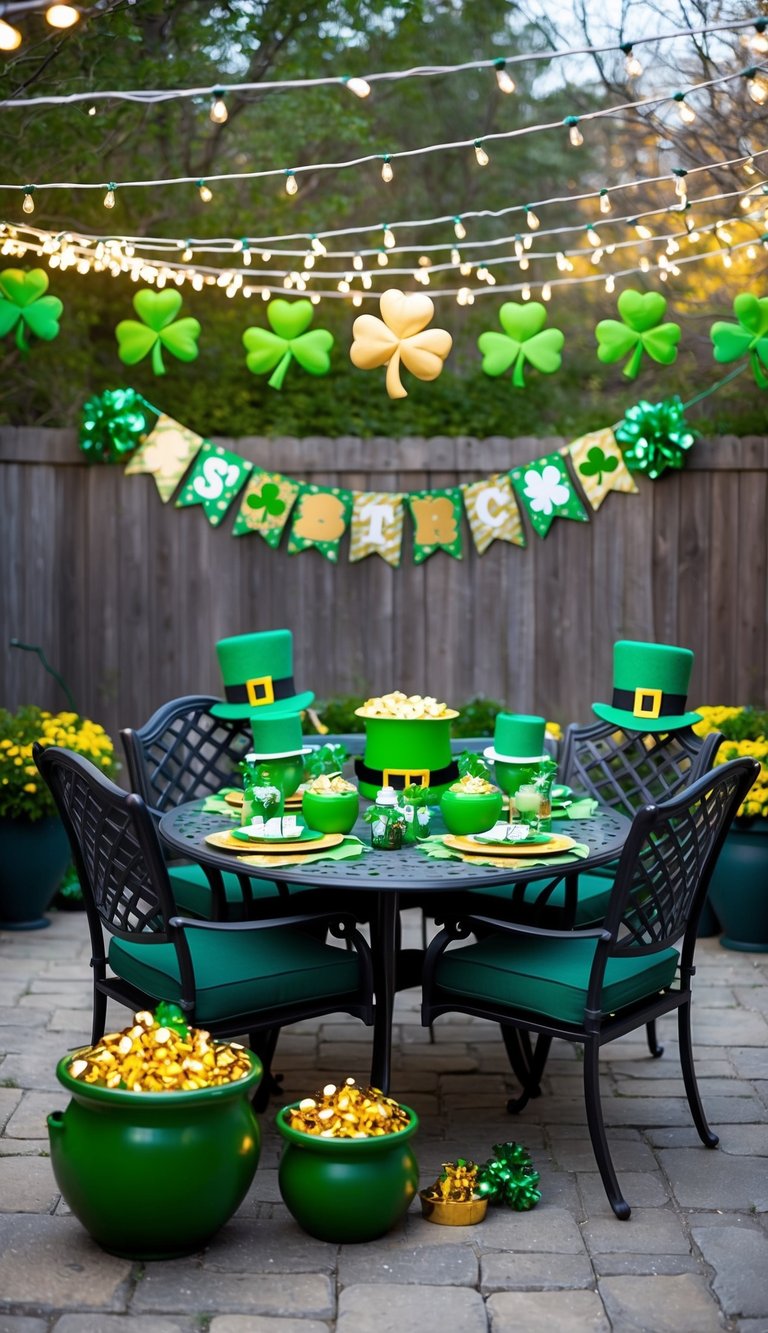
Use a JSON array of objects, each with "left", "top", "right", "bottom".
[
  {"left": 541, "top": 282, "right": 551, "bottom": 301},
  {"left": 46, "top": 5, "right": 80, "bottom": 29},
  {"left": 0, "top": 17, "right": 22, "bottom": 49},
  {"left": 599, "top": 189, "right": 612, "bottom": 215},
  {"left": 197, "top": 180, "right": 213, "bottom": 203},
  {"left": 241, "top": 240, "right": 251, "bottom": 265},
  {"left": 181, "top": 245, "right": 193, "bottom": 261},
  {"left": 310, "top": 235, "right": 327, "bottom": 256},
  {"left": 745, "top": 68, "right": 768, "bottom": 105},
  {"left": 103, "top": 183, "right": 116, "bottom": 209},
  {"left": 381, "top": 155, "right": 393, "bottom": 183},
  {"left": 383, "top": 224, "right": 396, "bottom": 248},
  {"left": 564, "top": 115, "right": 583, "bottom": 147},
  {"left": 622, "top": 44, "right": 643, "bottom": 78},
  {"left": 605, "top": 274, "right": 615, "bottom": 292},
  {"left": 353, "top": 253, "right": 364, "bottom": 270},
  {"left": 494, "top": 58, "right": 515, "bottom": 94},
  {"left": 672, "top": 168, "right": 688, "bottom": 206},
  {"left": 639, "top": 255, "right": 650, "bottom": 272},
  {"left": 209, "top": 90, "right": 228, "bottom": 124},
  {"left": 744, "top": 155, "right": 757, "bottom": 175},
  {"left": 454, "top": 217, "right": 467, "bottom": 240},
  {"left": 747, "top": 20, "right": 768, "bottom": 56},
  {"left": 22, "top": 188, "right": 35, "bottom": 215},
  {"left": 377, "top": 249, "right": 388, "bottom": 266},
  {"left": 285, "top": 170, "right": 298, "bottom": 196},
  {"left": 674, "top": 92, "right": 697, "bottom": 124},
  {"left": 525, "top": 206, "right": 541, "bottom": 230},
  {"left": 474, "top": 139, "right": 490, "bottom": 166},
  {"left": 450, "top": 247, "right": 461, "bottom": 264},
  {"left": 585, "top": 225, "right": 601, "bottom": 246},
  {"left": 633, "top": 220, "right": 654, "bottom": 239},
  {"left": 343, "top": 75, "right": 371, "bottom": 98},
  {"left": 521, "top": 283, "right": 531, "bottom": 300}
]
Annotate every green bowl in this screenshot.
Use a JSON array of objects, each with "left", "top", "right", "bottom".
[
  {"left": 302, "top": 789, "right": 360, "bottom": 834},
  {"left": 440, "top": 789, "right": 504, "bottom": 835}
]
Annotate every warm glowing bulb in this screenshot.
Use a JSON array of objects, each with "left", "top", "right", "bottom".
[
  {"left": 242, "top": 246, "right": 251, "bottom": 266},
  {"left": 605, "top": 275, "right": 615, "bottom": 293},
  {"left": 747, "top": 245, "right": 758, "bottom": 259},
  {"left": 523, "top": 233, "right": 533, "bottom": 250},
  {"left": 311, "top": 236, "right": 327, "bottom": 256},
  {"left": 677, "top": 99, "right": 696, "bottom": 125},
  {"left": 454, "top": 217, "right": 467, "bottom": 240},
  {"left": 345, "top": 76, "right": 371, "bottom": 98},
  {"left": 103, "top": 187, "right": 116, "bottom": 209},
  {"left": 352, "top": 293, "right": 363, "bottom": 306},
  {"left": 521, "top": 284, "right": 531, "bottom": 300},
  {"left": 474, "top": 141, "right": 490, "bottom": 166},
  {"left": 519, "top": 256, "right": 529, "bottom": 271},
  {"left": 383, "top": 226, "right": 396, "bottom": 248},
  {"left": 744, "top": 156, "right": 757, "bottom": 175},
  {"left": 377, "top": 250, "right": 388, "bottom": 266},
  {"left": 541, "top": 282, "right": 551, "bottom": 301},
  {"left": 459, "top": 262, "right": 472, "bottom": 276},
  {"left": 353, "top": 254, "right": 363, "bottom": 271},
  {"left": 381, "top": 157, "right": 393, "bottom": 183},
  {"left": 639, "top": 256, "right": 650, "bottom": 272},
  {"left": 740, "top": 193, "right": 755, "bottom": 211},
  {"left": 22, "top": 191, "right": 35, "bottom": 215},
  {"left": 526, "top": 208, "right": 540, "bottom": 230},
  {"left": 285, "top": 172, "right": 298, "bottom": 195},
  {"left": 0, "top": 18, "right": 22, "bottom": 49},
  {"left": 451, "top": 247, "right": 460, "bottom": 265},
  {"left": 624, "top": 49, "right": 643, "bottom": 78},
  {"left": 634, "top": 222, "right": 653, "bottom": 239},
  {"left": 586, "top": 226, "right": 601, "bottom": 246},
  {"left": 599, "top": 190, "right": 612, "bottom": 215},
  {"left": 591, "top": 249, "right": 603, "bottom": 265},
  {"left": 749, "top": 29, "right": 768, "bottom": 56},
  {"left": 556, "top": 252, "right": 568, "bottom": 272},
  {"left": 717, "top": 224, "right": 733, "bottom": 244},
  {"left": 304, "top": 251, "right": 314, "bottom": 268},
  {"left": 210, "top": 95, "right": 228, "bottom": 124},
  {"left": 722, "top": 251, "right": 733, "bottom": 268},
  {"left": 747, "top": 72, "right": 768, "bottom": 105},
  {"left": 46, "top": 5, "right": 79, "bottom": 29},
  {"left": 495, "top": 63, "right": 515, "bottom": 94},
  {"left": 182, "top": 247, "right": 193, "bottom": 261},
  {"left": 567, "top": 121, "right": 584, "bottom": 147},
  {"left": 674, "top": 175, "right": 687, "bottom": 203},
  {"left": 198, "top": 182, "right": 213, "bottom": 203}
]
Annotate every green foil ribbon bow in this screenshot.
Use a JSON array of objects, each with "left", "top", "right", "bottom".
[
  {"left": 614, "top": 395, "right": 696, "bottom": 480},
  {"left": 80, "top": 388, "right": 153, "bottom": 463},
  {"left": 476, "top": 1141, "right": 541, "bottom": 1211}
]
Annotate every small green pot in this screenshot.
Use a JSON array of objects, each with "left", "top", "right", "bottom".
[
  {"left": 440, "top": 789, "right": 504, "bottom": 835},
  {"left": 276, "top": 1103, "right": 419, "bottom": 1243},
  {"left": 302, "top": 790, "right": 360, "bottom": 834},
  {"left": 0, "top": 815, "right": 71, "bottom": 930},
  {"left": 707, "top": 823, "right": 768, "bottom": 952},
  {"left": 48, "top": 1051, "right": 262, "bottom": 1259}
]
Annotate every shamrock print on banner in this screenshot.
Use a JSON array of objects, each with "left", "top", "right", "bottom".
[
  {"left": 462, "top": 474, "right": 526, "bottom": 554},
  {"left": 288, "top": 483, "right": 353, "bottom": 562},
  {"left": 124, "top": 413, "right": 204, "bottom": 502},
  {"left": 407, "top": 488, "right": 463, "bottom": 563},
  {"left": 175, "top": 441, "right": 252, "bottom": 525},
  {"left": 243, "top": 299, "right": 334, "bottom": 390},
  {"left": 232, "top": 468, "right": 300, "bottom": 545},
  {"left": 349, "top": 491, "right": 405, "bottom": 566},
  {"left": 566, "top": 427, "right": 638, "bottom": 511},
  {"left": 116, "top": 289, "right": 201, "bottom": 376},
  {"left": 510, "top": 451, "right": 589, "bottom": 538},
  {"left": 0, "top": 268, "right": 63, "bottom": 353}
]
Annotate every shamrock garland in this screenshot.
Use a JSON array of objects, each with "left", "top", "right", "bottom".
[
  {"left": 116, "top": 289, "right": 201, "bottom": 375},
  {"left": 80, "top": 388, "right": 153, "bottom": 463},
  {"left": 243, "top": 298, "right": 334, "bottom": 390},
  {"left": 596, "top": 289, "right": 681, "bottom": 380},
  {"left": 614, "top": 395, "right": 697, "bottom": 479},
  {"left": 711, "top": 292, "right": 768, "bottom": 388},
  {"left": 350, "top": 289, "right": 452, "bottom": 398},
  {"left": 478, "top": 301, "right": 565, "bottom": 387},
  {"left": 0, "top": 268, "right": 63, "bottom": 353}
]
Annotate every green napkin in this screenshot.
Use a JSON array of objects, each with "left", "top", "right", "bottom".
[
  {"left": 552, "top": 797, "right": 599, "bottom": 820},
  {"left": 200, "top": 787, "right": 241, "bottom": 816},
  {"left": 419, "top": 837, "right": 590, "bottom": 870}
]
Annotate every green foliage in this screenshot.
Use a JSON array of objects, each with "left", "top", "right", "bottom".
[
  {"left": 55, "top": 864, "right": 84, "bottom": 908},
  {"left": 304, "top": 743, "right": 349, "bottom": 777},
  {"left": 452, "top": 696, "right": 505, "bottom": 737},
  {"left": 313, "top": 696, "right": 367, "bottom": 733},
  {"left": 716, "top": 707, "right": 768, "bottom": 743},
  {"left": 456, "top": 750, "right": 492, "bottom": 779},
  {"left": 0, "top": 706, "right": 116, "bottom": 821}
]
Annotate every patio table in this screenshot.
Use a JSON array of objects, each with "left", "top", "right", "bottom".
[{"left": 159, "top": 800, "right": 631, "bottom": 1092}]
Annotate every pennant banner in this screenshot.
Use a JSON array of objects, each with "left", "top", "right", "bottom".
[
  {"left": 462, "top": 473, "right": 526, "bottom": 554},
  {"left": 233, "top": 467, "right": 300, "bottom": 545},
  {"left": 287, "top": 483, "right": 353, "bottom": 562},
  {"left": 175, "top": 441, "right": 252, "bottom": 525},
  {"left": 567, "top": 427, "right": 639, "bottom": 511},
  {"left": 510, "top": 451, "right": 590, "bottom": 539},
  {"left": 349, "top": 491, "right": 405, "bottom": 566},
  {"left": 124, "top": 412, "right": 204, "bottom": 502},
  {"left": 407, "top": 488, "right": 463, "bottom": 563}
]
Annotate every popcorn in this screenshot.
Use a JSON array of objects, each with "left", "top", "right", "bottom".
[
  {"left": 304, "top": 774, "right": 357, "bottom": 794},
  {"left": 66, "top": 1007, "right": 253, "bottom": 1093},
  {"left": 356, "top": 691, "right": 455, "bottom": 720},
  {"left": 449, "top": 774, "right": 498, "bottom": 795},
  {"left": 286, "top": 1077, "right": 411, "bottom": 1138}
]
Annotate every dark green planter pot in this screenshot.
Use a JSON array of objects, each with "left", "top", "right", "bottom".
[
  {"left": 707, "top": 823, "right": 768, "bottom": 952},
  {"left": 0, "top": 815, "right": 71, "bottom": 930},
  {"left": 276, "top": 1103, "right": 419, "bottom": 1243},
  {"left": 48, "top": 1051, "right": 262, "bottom": 1259}
]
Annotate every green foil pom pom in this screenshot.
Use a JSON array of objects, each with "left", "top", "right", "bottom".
[
  {"left": 80, "top": 388, "right": 153, "bottom": 463},
  {"left": 614, "top": 395, "right": 696, "bottom": 480}
]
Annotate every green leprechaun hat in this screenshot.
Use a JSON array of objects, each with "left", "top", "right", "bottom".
[
  {"left": 484, "top": 714, "right": 547, "bottom": 764},
  {"left": 592, "top": 640, "right": 701, "bottom": 732},
  {"left": 211, "top": 630, "right": 314, "bottom": 721},
  {"left": 247, "top": 712, "right": 313, "bottom": 760}
]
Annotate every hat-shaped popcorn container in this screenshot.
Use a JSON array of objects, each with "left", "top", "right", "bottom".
[{"left": 353, "top": 692, "right": 459, "bottom": 800}]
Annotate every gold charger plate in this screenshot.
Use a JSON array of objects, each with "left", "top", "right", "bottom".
[
  {"left": 443, "top": 833, "right": 576, "bottom": 857},
  {"left": 223, "top": 790, "right": 303, "bottom": 809},
  {"left": 205, "top": 829, "right": 343, "bottom": 855}
]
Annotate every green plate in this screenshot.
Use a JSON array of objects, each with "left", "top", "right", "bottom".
[
  {"left": 551, "top": 784, "right": 573, "bottom": 801},
  {"left": 474, "top": 830, "right": 553, "bottom": 847},
  {"left": 232, "top": 823, "right": 324, "bottom": 845}
]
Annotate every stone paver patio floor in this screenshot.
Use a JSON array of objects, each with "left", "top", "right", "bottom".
[{"left": 0, "top": 909, "right": 767, "bottom": 1332}]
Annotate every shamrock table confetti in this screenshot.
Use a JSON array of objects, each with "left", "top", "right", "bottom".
[
  {"left": 595, "top": 289, "right": 681, "bottom": 380},
  {"left": 0, "top": 268, "right": 63, "bottom": 353},
  {"left": 350, "top": 289, "right": 452, "bottom": 398},
  {"left": 243, "top": 299, "right": 334, "bottom": 390},
  {"left": 478, "top": 301, "right": 565, "bottom": 387},
  {"left": 710, "top": 292, "right": 768, "bottom": 387},
  {"left": 116, "top": 289, "right": 201, "bottom": 375}
]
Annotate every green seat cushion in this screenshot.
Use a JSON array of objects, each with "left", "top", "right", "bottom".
[
  {"left": 169, "top": 863, "right": 315, "bottom": 921},
  {"left": 108, "top": 926, "right": 361, "bottom": 1024},
  {"left": 463, "top": 871, "right": 615, "bottom": 927},
  {"left": 436, "top": 935, "right": 678, "bottom": 1026}
]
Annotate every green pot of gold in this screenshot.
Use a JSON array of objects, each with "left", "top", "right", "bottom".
[
  {"left": 440, "top": 755, "right": 503, "bottom": 835},
  {"left": 302, "top": 776, "right": 360, "bottom": 834}
]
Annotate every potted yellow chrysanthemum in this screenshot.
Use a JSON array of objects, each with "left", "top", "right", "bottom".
[
  {"left": 0, "top": 706, "right": 117, "bottom": 930},
  {"left": 693, "top": 707, "right": 768, "bottom": 952}
]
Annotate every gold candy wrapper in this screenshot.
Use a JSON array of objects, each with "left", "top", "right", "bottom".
[
  {"left": 304, "top": 774, "right": 357, "bottom": 794},
  {"left": 419, "top": 1159, "right": 488, "bottom": 1226},
  {"left": 66, "top": 1010, "right": 253, "bottom": 1093},
  {"left": 286, "top": 1078, "right": 411, "bottom": 1138},
  {"left": 449, "top": 774, "right": 498, "bottom": 795},
  {"left": 356, "top": 691, "right": 454, "bottom": 721}
]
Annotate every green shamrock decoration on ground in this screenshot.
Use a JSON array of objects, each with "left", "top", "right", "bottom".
[
  {"left": 578, "top": 445, "right": 619, "bottom": 487},
  {"left": 247, "top": 482, "right": 286, "bottom": 517},
  {"left": 0, "top": 268, "right": 63, "bottom": 353},
  {"left": 243, "top": 298, "right": 334, "bottom": 390},
  {"left": 116, "top": 289, "right": 201, "bottom": 375},
  {"left": 478, "top": 302, "right": 564, "bottom": 387},
  {"left": 595, "top": 289, "right": 681, "bottom": 380},
  {"left": 711, "top": 293, "right": 768, "bottom": 388}
]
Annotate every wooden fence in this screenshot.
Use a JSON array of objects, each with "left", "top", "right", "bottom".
[{"left": 1, "top": 428, "right": 767, "bottom": 745}]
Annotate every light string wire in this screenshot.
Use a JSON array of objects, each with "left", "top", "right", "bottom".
[
  {"left": 0, "top": 12, "right": 764, "bottom": 109},
  {"left": 3, "top": 61, "right": 766, "bottom": 196}
]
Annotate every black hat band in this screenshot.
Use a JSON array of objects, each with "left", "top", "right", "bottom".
[
  {"left": 355, "top": 758, "right": 459, "bottom": 790},
  {"left": 611, "top": 687, "right": 689, "bottom": 721},
  {"left": 225, "top": 674, "right": 296, "bottom": 708}
]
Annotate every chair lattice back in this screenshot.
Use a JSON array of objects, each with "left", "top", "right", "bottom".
[
  {"left": 606, "top": 758, "right": 758, "bottom": 956},
  {"left": 560, "top": 720, "right": 721, "bottom": 818},
  {"left": 121, "top": 695, "right": 252, "bottom": 815},
  {"left": 35, "top": 745, "right": 175, "bottom": 940}
]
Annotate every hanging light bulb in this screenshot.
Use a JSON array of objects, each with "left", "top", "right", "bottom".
[
  {"left": 748, "top": 21, "right": 768, "bottom": 56},
  {"left": 459, "top": 261, "right": 472, "bottom": 276},
  {"left": 747, "top": 244, "right": 758, "bottom": 259},
  {"left": 383, "top": 224, "right": 396, "bottom": 248},
  {"left": 556, "top": 252, "right": 568, "bottom": 272},
  {"left": 241, "top": 241, "right": 251, "bottom": 265},
  {"left": 634, "top": 220, "right": 653, "bottom": 239},
  {"left": 209, "top": 90, "right": 228, "bottom": 124},
  {"left": 525, "top": 206, "right": 541, "bottom": 230},
  {"left": 746, "top": 69, "right": 768, "bottom": 106},
  {"left": 182, "top": 245, "right": 193, "bottom": 262},
  {"left": 674, "top": 93, "right": 696, "bottom": 124},
  {"left": 285, "top": 170, "right": 298, "bottom": 195},
  {"left": 541, "top": 282, "right": 552, "bottom": 301},
  {"left": 673, "top": 170, "right": 688, "bottom": 205},
  {"left": 197, "top": 180, "right": 213, "bottom": 203},
  {"left": 310, "top": 235, "right": 327, "bottom": 256},
  {"left": 343, "top": 75, "right": 371, "bottom": 98},
  {"left": 599, "top": 189, "right": 612, "bottom": 215},
  {"left": 352, "top": 293, "right": 363, "bottom": 306},
  {"left": 451, "top": 247, "right": 461, "bottom": 265},
  {"left": 521, "top": 284, "right": 531, "bottom": 300},
  {"left": 564, "top": 115, "right": 583, "bottom": 147},
  {"left": 381, "top": 155, "right": 393, "bottom": 183},
  {"left": 622, "top": 43, "right": 643, "bottom": 78},
  {"left": 591, "top": 249, "right": 603, "bottom": 265},
  {"left": 744, "top": 155, "right": 757, "bottom": 175},
  {"left": 353, "top": 253, "right": 363, "bottom": 271},
  {"left": 46, "top": 5, "right": 80, "bottom": 29},
  {"left": 519, "top": 256, "right": 529, "bottom": 271},
  {"left": 716, "top": 223, "right": 733, "bottom": 244},
  {"left": 605, "top": 274, "right": 615, "bottom": 293},
  {"left": 494, "top": 58, "right": 515, "bottom": 94},
  {"left": 103, "top": 183, "right": 116, "bottom": 209},
  {"left": 639, "top": 256, "right": 651, "bottom": 272},
  {"left": 377, "top": 249, "right": 388, "bottom": 266},
  {"left": 586, "top": 225, "right": 601, "bottom": 247},
  {"left": 22, "top": 188, "right": 35, "bottom": 215},
  {"left": 474, "top": 139, "right": 490, "bottom": 166},
  {"left": 304, "top": 251, "right": 315, "bottom": 269},
  {"left": 0, "top": 18, "right": 22, "bottom": 48},
  {"left": 453, "top": 216, "right": 467, "bottom": 240},
  {"left": 722, "top": 250, "right": 733, "bottom": 268}
]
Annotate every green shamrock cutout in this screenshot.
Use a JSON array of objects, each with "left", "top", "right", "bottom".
[
  {"left": 578, "top": 446, "right": 619, "bottom": 486},
  {"left": 242, "top": 298, "right": 334, "bottom": 390},
  {"left": 478, "top": 302, "right": 564, "bottom": 388},
  {"left": 595, "top": 289, "right": 681, "bottom": 380},
  {"left": 711, "top": 293, "right": 768, "bottom": 388},
  {"left": 247, "top": 482, "right": 286, "bottom": 517},
  {"left": 0, "top": 268, "right": 63, "bottom": 353},
  {"left": 115, "top": 289, "right": 201, "bottom": 376}
]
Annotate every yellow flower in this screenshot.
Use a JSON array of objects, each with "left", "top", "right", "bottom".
[{"left": 23, "top": 782, "right": 36, "bottom": 793}]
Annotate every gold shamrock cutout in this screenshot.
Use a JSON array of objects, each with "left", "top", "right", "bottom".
[{"left": 350, "top": 290, "right": 452, "bottom": 399}]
